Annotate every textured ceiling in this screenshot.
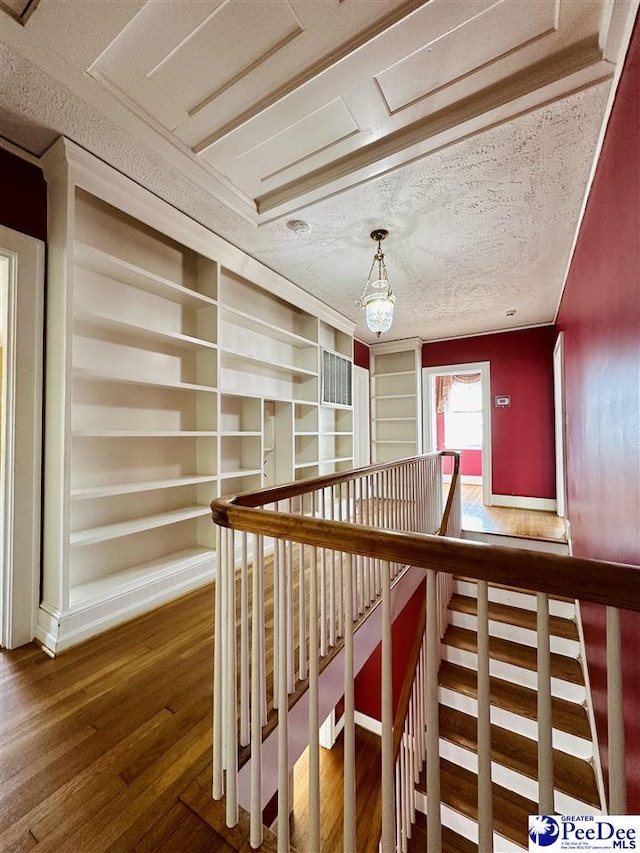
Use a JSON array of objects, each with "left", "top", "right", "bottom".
[{"left": 0, "top": 0, "right": 631, "bottom": 343}]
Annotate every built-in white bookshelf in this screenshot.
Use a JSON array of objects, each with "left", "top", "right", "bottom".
[
  {"left": 38, "top": 138, "right": 355, "bottom": 653},
  {"left": 370, "top": 339, "right": 422, "bottom": 463}
]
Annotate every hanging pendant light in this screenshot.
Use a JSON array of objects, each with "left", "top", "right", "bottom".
[{"left": 355, "top": 229, "right": 396, "bottom": 337}]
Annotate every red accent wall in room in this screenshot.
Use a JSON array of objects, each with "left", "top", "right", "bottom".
[
  {"left": 354, "top": 339, "right": 370, "bottom": 370},
  {"left": 556, "top": 19, "right": 640, "bottom": 813},
  {"left": 422, "top": 327, "right": 557, "bottom": 498},
  {"left": 354, "top": 581, "right": 425, "bottom": 720},
  {"left": 0, "top": 148, "right": 47, "bottom": 241}
]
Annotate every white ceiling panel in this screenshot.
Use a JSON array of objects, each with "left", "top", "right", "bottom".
[
  {"left": 376, "top": 0, "right": 559, "bottom": 113},
  {"left": 149, "top": 0, "right": 303, "bottom": 115},
  {"left": 235, "top": 98, "right": 360, "bottom": 185},
  {"left": 0, "top": 0, "right": 635, "bottom": 345}
]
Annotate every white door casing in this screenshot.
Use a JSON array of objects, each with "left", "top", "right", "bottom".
[
  {"left": 353, "top": 365, "right": 371, "bottom": 468},
  {"left": 422, "top": 361, "right": 492, "bottom": 506},
  {"left": 0, "top": 226, "right": 45, "bottom": 649}
]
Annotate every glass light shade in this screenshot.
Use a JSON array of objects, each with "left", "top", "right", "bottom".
[{"left": 364, "top": 291, "right": 395, "bottom": 333}]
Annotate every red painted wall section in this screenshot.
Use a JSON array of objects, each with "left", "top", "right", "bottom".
[
  {"left": 556, "top": 19, "right": 640, "bottom": 813},
  {"left": 354, "top": 581, "right": 425, "bottom": 720},
  {"left": 422, "top": 327, "right": 556, "bottom": 498},
  {"left": 353, "top": 340, "right": 370, "bottom": 370},
  {"left": 0, "top": 148, "right": 47, "bottom": 241}
]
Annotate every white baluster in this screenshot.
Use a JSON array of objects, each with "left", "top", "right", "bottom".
[
  {"left": 426, "top": 568, "right": 441, "bottom": 850},
  {"left": 277, "top": 538, "right": 290, "bottom": 852},
  {"left": 250, "top": 534, "right": 263, "bottom": 849},
  {"left": 607, "top": 605, "right": 627, "bottom": 813},
  {"left": 343, "top": 553, "right": 357, "bottom": 852},
  {"left": 299, "top": 540, "right": 307, "bottom": 681},
  {"left": 381, "top": 559, "right": 395, "bottom": 853},
  {"left": 213, "top": 524, "right": 224, "bottom": 798},
  {"left": 226, "top": 529, "right": 238, "bottom": 826},
  {"left": 240, "top": 532, "right": 249, "bottom": 747},
  {"left": 308, "top": 545, "right": 321, "bottom": 852},
  {"left": 478, "top": 580, "right": 494, "bottom": 851}
]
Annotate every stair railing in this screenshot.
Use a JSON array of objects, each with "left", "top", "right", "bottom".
[
  {"left": 211, "top": 454, "right": 640, "bottom": 852},
  {"left": 211, "top": 451, "right": 458, "bottom": 850}
]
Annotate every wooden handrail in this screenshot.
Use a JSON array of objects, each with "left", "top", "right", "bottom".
[
  {"left": 210, "top": 498, "right": 640, "bottom": 612},
  {"left": 437, "top": 450, "right": 460, "bottom": 536},
  {"left": 392, "top": 598, "right": 426, "bottom": 761}
]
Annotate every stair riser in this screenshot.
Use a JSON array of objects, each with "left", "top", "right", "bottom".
[
  {"left": 438, "top": 686, "right": 593, "bottom": 759},
  {"left": 414, "top": 791, "right": 526, "bottom": 851},
  {"left": 454, "top": 580, "right": 575, "bottom": 619},
  {"left": 442, "top": 645, "right": 586, "bottom": 703},
  {"left": 449, "top": 611, "right": 580, "bottom": 656},
  {"left": 438, "top": 738, "right": 601, "bottom": 815}
]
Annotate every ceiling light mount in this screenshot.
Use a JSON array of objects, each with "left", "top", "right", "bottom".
[{"left": 356, "top": 228, "right": 396, "bottom": 338}]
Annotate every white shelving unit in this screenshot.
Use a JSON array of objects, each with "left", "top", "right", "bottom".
[
  {"left": 38, "top": 138, "right": 354, "bottom": 653},
  {"left": 370, "top": 339, "right": 423, "bottom": 463}
]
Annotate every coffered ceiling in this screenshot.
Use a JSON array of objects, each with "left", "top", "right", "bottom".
[{"left": 0, "top": 0, "right": 637, "bottom": 342}]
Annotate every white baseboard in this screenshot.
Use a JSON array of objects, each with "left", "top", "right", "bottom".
[
  {"left": 35, "top": 558, "right": 215, "bottom": 654},
  {"left": 354, "top": 710, "right": 382, "bottom": 737},
  {"left": 491, "top": 494, "right": 557, "bottom": 512},
  {"left": 443, "top": 474, "right": 483, "bottom": 485}
]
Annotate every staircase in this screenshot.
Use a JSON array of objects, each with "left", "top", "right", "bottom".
[{"left": 411, "top": 576, "right": 601, "bottom": 851}]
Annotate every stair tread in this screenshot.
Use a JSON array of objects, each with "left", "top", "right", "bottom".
[
  {"left": 443, "top": 625, "right": 584, "bottom": 683},
  {"left": 439, "top": 705, "right": 600, "bottom": 807},
  {"left": 439, "top": 661, "right": 591, "bottom": 740},
  {"left": 449, "top": 593, "right": 579, "bottom": 640},
  {"left": 455, "top": 576, "right": 574, "bottom": 603},
  {"left": 408, "top": 812, "right": 478, "bottom": 853},
  {"left": 418, "top": 757, "right": 535, "bottom": 847}
]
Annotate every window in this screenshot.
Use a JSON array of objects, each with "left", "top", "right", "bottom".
[{"left": 444, "top": 379, "right": 482, "bottom": 449}]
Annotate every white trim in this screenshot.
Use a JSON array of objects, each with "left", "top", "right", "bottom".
[
  {"left": 353, "top": 365, "right": 371, "bottom": 468},
  {"left": 0, "top": 136, "right": 43, "bottom": 167},
  {"left": 444, "top": 473, "right": 483, "bottom": 485},
  {"left": 553, "top": 332, "right": 567, "bottom": 517},
  {"left": 422, "top": 361, "right": 492, "bottom": 507},
  {"left": 575, "top": 599, "right": 607, "bottom": 813},
  {"left": 0, "top": 227, "right": 44, "bottom": 649},
  {"left": 354, "top": 710, "right": 382, "bottom": 737},
  {"left": 35, "top": 558, "right": 215, "bottom": 654},
  {"left": 490, "top": 494, "right": 557, "bottom": 512},
  {"left": 422, "top": 321, "right": 554, "bottom": 345}
]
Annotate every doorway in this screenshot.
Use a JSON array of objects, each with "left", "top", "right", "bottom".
[
  {"left": 1, "top": 226, "right": 45, "bottom": 649},
  {"left": 262, "top": 400, "right": 293, "bottom": 487},
  {"left": 422, "top": 362, "right": 492, "bottom": 507}
]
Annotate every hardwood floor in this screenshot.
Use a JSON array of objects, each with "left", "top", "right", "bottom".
[
  {"left": 0, "top": 585, "right": 229, "bottom": 853},
  {"left": 460, "top": 484, "right": 566, "bottom": 540},
  {"left": 0, "top": 582, "right": 383, "bottom": 853},
  {"left": 290, "top": 727, "right": 382, "bottom": 853}
]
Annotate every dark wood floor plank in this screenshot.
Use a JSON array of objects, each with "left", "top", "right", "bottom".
[
  {"left": 449, "top": 594, "right": 579, "bottom": 641},
  {"left": 443, "top": 624, "right": 584, "bottom": 683},
  {"left": 439, "top": 705, "right": 600, "bottom": 807},
  {"left": 439, "top": 661, "right": 591, "bottom": 740}
]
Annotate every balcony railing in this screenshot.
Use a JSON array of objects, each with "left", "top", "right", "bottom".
[{"left": 211, "top": 452, "right": 640, "bottom": 852}]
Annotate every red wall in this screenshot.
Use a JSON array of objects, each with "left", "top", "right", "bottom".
[
  {"left": 354, "top": 339, "right": 370, "bottom": 370},
  {"left": 354, "top": 581, "right": 425, "bottom": 720},
  {"left": 556, "top": 18, "right": 640, "bottom": 812},
  {"left": 0, "top": 148, "right": 47, "bottom": 241},
  {"left": 422, "top": 327, "right": 556, "bottom": 498}
]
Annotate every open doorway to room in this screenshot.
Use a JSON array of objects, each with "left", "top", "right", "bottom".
[
  {"left": 0, "top": 227, "right": 44, "bottom": 649},
  {"left": 422, "top": 362, "right": 492, "bottom": 509}
]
